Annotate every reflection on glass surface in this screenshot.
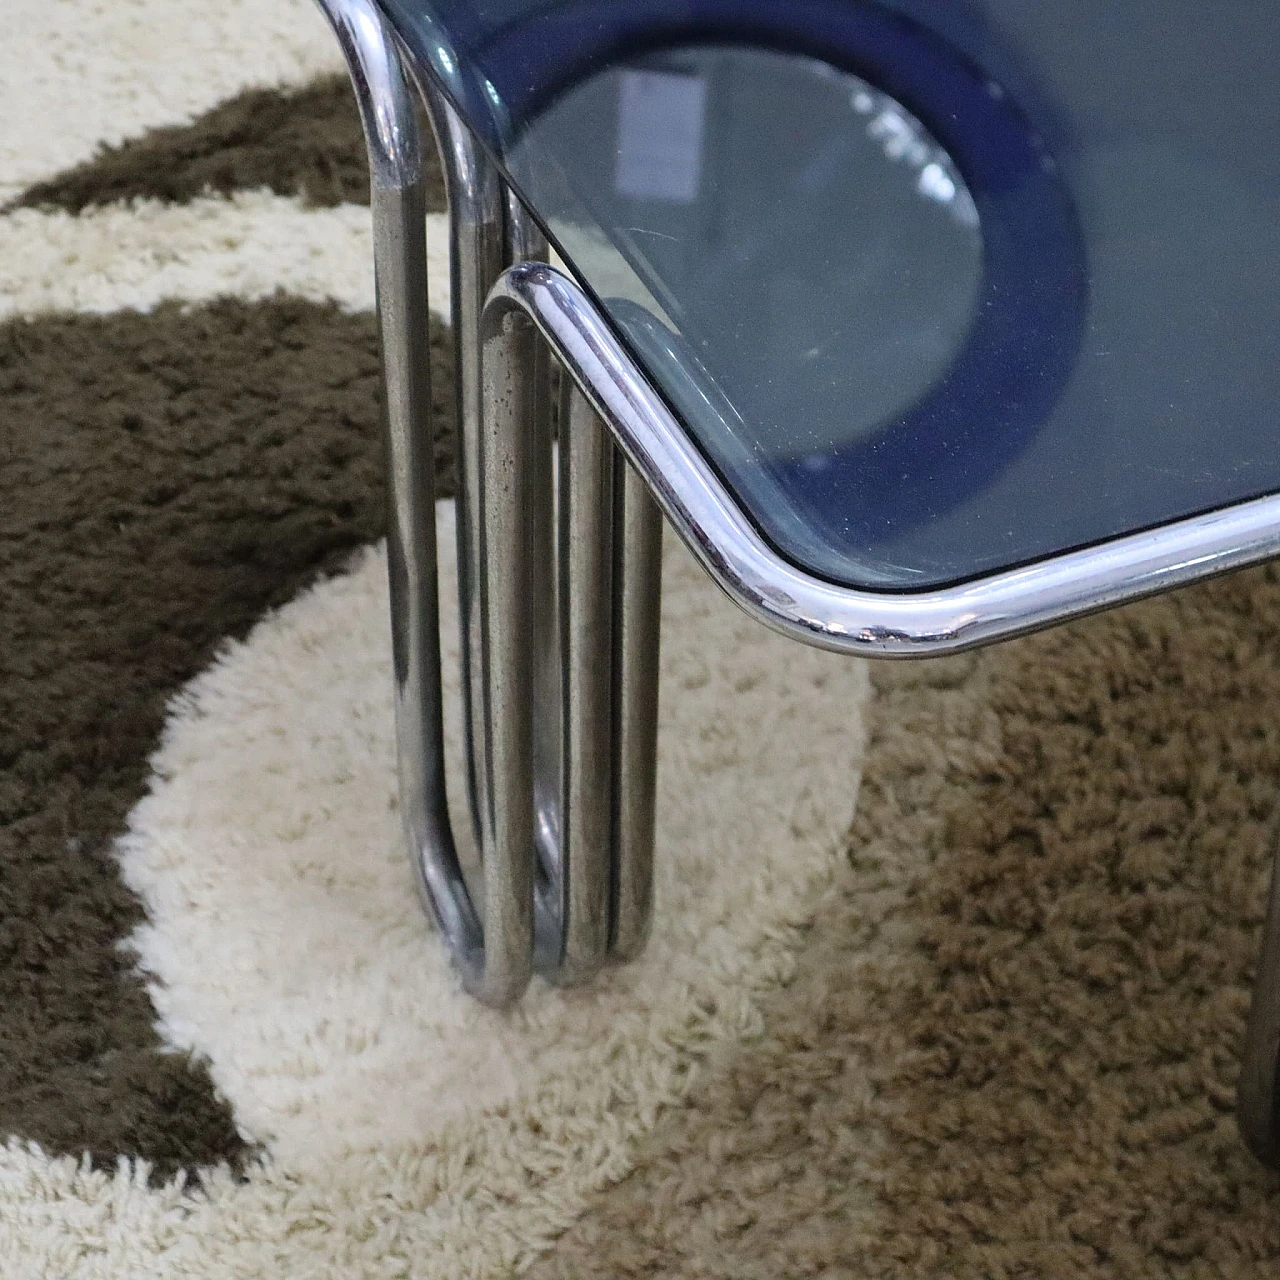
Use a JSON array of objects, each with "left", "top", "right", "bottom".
[
  {"left": 516, "top": 49, "right": 985, "bottom": 462},
  {"left": 380, "top": 0, "right": 1280, "bottom": 590}
]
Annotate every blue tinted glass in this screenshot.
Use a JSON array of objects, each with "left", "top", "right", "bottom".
[{"left": 380, "top": 0, "right": 1280, "bottom": 589}]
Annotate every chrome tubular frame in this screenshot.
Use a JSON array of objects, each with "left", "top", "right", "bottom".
[
  {"left": 318, "top": 0, "right": 1278, "bottom": 1168},
  {"left": 1239, "top": 831, "right": 1280, "bottom": 1167},
  {"left": 316, "top": 0, "right": 659, "bottom": 1005},
  {"left": 315, "top": 0, "right": 532, "bottom": 1005}
]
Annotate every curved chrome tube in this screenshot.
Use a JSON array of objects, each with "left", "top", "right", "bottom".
[
  {"left": 487, "top": 261, "right": 1280, "bottom": 659},
  {"left": 316, "top": 0, "right": 533, "bottom": 1004},
  {"left": 415, "top": 74, "right": 505, "bottom": 853},
  {"left": 416, "top": 69, "right": 658, "bottom": 983},
  {"left": 318, "top": 0, "right": 659, "bottom": 1003},
  {"left": 314, "top": 0, "right": 420, "bottom": 192}
]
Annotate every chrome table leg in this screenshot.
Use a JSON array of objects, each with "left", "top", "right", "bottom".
[
  {"left": 497, "top": 197, "right": 652, "bottom": 983},
  {"left": 501, "top": 198, "right": 574, "bottom": 978},
  {"left": 418, "top": 78, "right": 506, "bottom": 852},
  {"left": 555, "top": 380, "right": 619, "bottom": 980},
  {"left": 480, "top": 270, "right": 663, "bottom": 979},
  {"left": 318, "top": 0, "right": 660, "bottom": 1004},
  {"left": 1239, "top": 827, "right": 1280, "bottom": 1168},
  {"left": 317, "top": 0, "right": 534, "bottom": 1004}
]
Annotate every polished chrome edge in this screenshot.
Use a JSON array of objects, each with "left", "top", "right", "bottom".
[
  {"left": 314, "top": 0, "right": 420, "bottom": 191},
  {"left": 1239, "top": 827, "right": 1280, "bottom": 1169},
  {"left": 488, "top": 261, "right": 1280, "bottom": 658}
]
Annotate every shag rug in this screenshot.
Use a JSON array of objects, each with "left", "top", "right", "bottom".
[{"left": 1, "top": 2, "right": 1278, "bottom": 1275}]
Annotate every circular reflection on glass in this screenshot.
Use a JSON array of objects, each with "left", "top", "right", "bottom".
[
  {"left": 694, "top": 53, "right": 987, "bottom": 459},
  {"left": 513, "top": 45, "right": 985, "bottom": 460}
]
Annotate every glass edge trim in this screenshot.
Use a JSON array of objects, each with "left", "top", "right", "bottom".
[{"left": 489, "top": 261, "right": 1280, "bottom": 659}]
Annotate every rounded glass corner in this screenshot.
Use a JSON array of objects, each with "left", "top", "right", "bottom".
[{"left": 383, "top": 0, "right": 1280, "bottom": 596}]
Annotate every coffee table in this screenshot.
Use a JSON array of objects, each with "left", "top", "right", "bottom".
[{"left": 313, "top": 0, "right": 1280, "bottom": 1166}]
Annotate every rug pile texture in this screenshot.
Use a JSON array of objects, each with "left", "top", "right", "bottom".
[{"left": 1, "top": 2, "right": 1278, "bottom": 1275}]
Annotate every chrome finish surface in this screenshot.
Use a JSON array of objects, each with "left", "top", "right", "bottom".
[
  {"left": 315, "top": 0, "right": 420, "bottom": 193},
  {"left": 503, "top": 198, "right": 565, "bottom": 972},
  {"left": 610, "top": 456, "right": 662, "bottom": 961},
  {"left": 497, "top": 192, "right": 655, "bottom": 983},
  {"left": 472, "top": 309, "right": 538, "bottom": 1000},
  {"left": 1239, "top": 828, "right": 1280, "bottom": 1168},
  {"left": 318, "top": 0, "right": 533, "bottom": 1004},
  {"left": 488, "top": 261, "right": 1280, "bottom": 659},
  {"left": 555, "top": 381, "right": 617, "bottom": 980},
  {"left": 384, "top": 56, "right": 661, "bottom": 996},
  {"left": 499, "top": 186, "right": 657, "bottom": 983}
]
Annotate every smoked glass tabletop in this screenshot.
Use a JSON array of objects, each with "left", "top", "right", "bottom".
[{"left": 379, "top": 0, "right": 1280, "bottom": 590}]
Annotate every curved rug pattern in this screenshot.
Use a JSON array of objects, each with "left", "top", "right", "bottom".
[{"left": 2, "top": 1, "right": 1279, "bottom": 1276}]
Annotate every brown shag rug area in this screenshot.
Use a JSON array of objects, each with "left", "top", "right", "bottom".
[
  {"left": 2, "top": 2, "right": 1278, "bottom": 1274},
  {"left": 530, "top": 580, "right": 1280, "bottom": 1278}
]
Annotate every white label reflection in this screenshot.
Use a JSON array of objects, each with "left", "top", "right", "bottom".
[{"left": 615, "top": 69, "right": 708, "bottom": 203}]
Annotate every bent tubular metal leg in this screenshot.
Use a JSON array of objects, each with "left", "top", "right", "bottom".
[
  {"left": 609, "top": 454, "right": 663, "bottom": 961},
  {"left": 502, "top": 196, "right": 615, "bottom": 981},
  {"left": 315, "top": 0, "right": 533, "bottom": 1004},
  {"left": 416, "top": 77, "right": 506, "bottom": 854},
  {"left": 419, "top": 83, "right": 659, "bottom": 984},
  {"left": 1239, "top": 827, "right": 1280, "bottom": 1167},
  {"left": 317, "top": 0, "right": 659, "bottom": 1004},
  {"left": 479, "top": 266, "right": 669, "bottom": 964}
]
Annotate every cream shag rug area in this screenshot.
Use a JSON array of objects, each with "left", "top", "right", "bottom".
[{"left": 2, "top": 2, "right": 1278, "bottom": 1276}]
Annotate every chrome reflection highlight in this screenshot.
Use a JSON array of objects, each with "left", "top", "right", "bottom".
[{"left": 488, "top": 261, "right": 1280, "bottom": 660}]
